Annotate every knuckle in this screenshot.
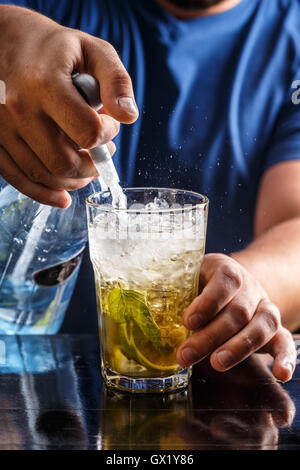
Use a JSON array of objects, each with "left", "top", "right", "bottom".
[
  {"left": 26, "top": 167, "right": 44, "bottom": 184},
  {"left": 99, "top": 38, "right": 117, "bottom": 55},
  {"left": 51, "top": 163, "right": 77, "bottom": 179},
  {"left": 220, "top": 262, "right": 243, "bottom": 291},
  {"left": 200, "top": 330, "right": 216, "bottom": 352},
  {"left": 232, "top": 303, "right": 252, "bottom": 326},
  {"left": 46, "top": 140, "right": 79, "bottom": 178},
  {"left": 261, "top": 304, "right": 281, "bottom": 332},
  {"left": 55, "top": 28, "right": 80, "bottom": 48},
  {"left": 242, "top": 333, "right": 262, "bottom": 354},
  {"left": 77, "top": 119, "right": 100, "bottom": 149},
  {"left": 98, "top": 116, "right": 120, "bottom": 142},
  {"left": 201, "top": 292, "right": 221, "bottom": 316},
  {"left": 64, "top": 179, "right": 90, "bottom": 191},
  {"left": 111, "top": 71, "right": 132, "bottom": 91},
  {"left": 48, "top": 153, "right": 78, "bottom": 179}
]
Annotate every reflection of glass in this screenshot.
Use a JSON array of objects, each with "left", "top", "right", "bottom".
[
  {"left": 98, "top": 385, "right": 192, "bottom": 450},
  {"left": 98, "top": 356, "right": 297, "bottom": 450},
  {"left": 87, "top": 188, "right": 208, "bottom": 393},
  {"left": 0, "top": 336, "right": 87, "bottom": 449}
]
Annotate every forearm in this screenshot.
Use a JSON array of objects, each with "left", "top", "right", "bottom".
[{"left": 231, "top": 217, "right": 300, "bottom": 331}]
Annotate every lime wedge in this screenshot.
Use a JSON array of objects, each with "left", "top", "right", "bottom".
[
  {"left": 110, "top": 346, "right": 146, "bottom": 376},
  {"left": 119, "top": 321, "right": 178, "bottom": 373}
]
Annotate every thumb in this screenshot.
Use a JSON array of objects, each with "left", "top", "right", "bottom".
[{"left": 81, "top": 34, "right": 139, "bottom": 124}]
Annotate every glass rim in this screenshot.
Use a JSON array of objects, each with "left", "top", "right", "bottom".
[{"left": 86, "top": 187, "right": 209, "bottom": 213}]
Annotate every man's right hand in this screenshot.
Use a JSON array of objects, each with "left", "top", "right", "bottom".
[{"left": 0, "top": 5, "right": 138, "bottom": 208}]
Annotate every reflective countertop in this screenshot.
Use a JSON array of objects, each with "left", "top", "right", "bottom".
[{"left": 0, "top": 334, "right": 299, "bottom": 450}]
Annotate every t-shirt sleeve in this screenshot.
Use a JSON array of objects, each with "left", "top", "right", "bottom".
[
  {"left": 263, "top": 2, "right": 300, "bottom": 171},
  {"left": 263, "top": 78, "right": 300, "bottom": 171}
]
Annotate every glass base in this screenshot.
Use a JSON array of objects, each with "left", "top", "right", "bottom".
[{"left": 102, "top": 366, "right": 191, "bottom": 394}]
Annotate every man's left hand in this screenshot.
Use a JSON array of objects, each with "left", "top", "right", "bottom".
[{"left": 176, "top": 253, "right": 296, "bottom": 382}]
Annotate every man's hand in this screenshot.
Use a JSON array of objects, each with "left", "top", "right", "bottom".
[
  {"left": 0, "top": 6, "right": 138, "bottom": 208},
  {"left": 176, "top": 253, "right": 297, "bottom": 382},
  {"left": 177, "top": 354, "right": 295, "bottom": 450}
]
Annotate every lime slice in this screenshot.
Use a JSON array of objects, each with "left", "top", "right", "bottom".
[
  {"left": 119, "top": 321, "right": 178, "bottom": 373},
  {"left": 110, "top": 346, "right": 146, "bottom": 376}
]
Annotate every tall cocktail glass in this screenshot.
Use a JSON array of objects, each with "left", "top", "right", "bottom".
[{"left": 86, "top": 188, "right": 208, "bottom": 393}]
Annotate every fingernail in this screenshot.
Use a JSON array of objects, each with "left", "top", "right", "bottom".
[
  {"left": 55, "top": 195, "right": 71, "bottom": 209},
  {"left": 188, "top": 314, "right": 202, "bottom": 330},
  {"left": 180, "top": 347, "right": 199, "bottom": 366},
  {"left": 118, "top": 97, "right": 138, "bottom": 115},
  {"left": 216, "top": 350, "right": 234, "bottom": 369},
  {"left": 282, "top": 359, "right": 294, "bottom": 377}
]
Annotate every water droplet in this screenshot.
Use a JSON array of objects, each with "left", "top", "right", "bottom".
[{"left": 13, "top": 237, "right": 23, "bottom": 246}]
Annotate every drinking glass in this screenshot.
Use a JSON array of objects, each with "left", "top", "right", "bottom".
[{"left": 86, "top": 188, "right": 208, "bottom": 393}]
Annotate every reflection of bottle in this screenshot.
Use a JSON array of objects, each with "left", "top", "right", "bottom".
[
  {"left": 98, "top": 386, "right": 192, "bottom": 450},
  {"left": 0, "top": 335, "right": 87, "bottom": 449}
]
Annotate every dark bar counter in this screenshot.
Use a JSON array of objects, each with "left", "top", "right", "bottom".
[{"left": 0, "top": 334, "right": 299, "bottom": 450}]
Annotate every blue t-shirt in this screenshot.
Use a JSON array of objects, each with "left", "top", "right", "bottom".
[
  {"left": 2, "top": 0, "right": 300, "bottom": 331},
  {"left": 2, "top": 0, "right": 300, "bottom": 252}
]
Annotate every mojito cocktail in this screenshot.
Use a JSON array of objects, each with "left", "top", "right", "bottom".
[{"left": 87, "top": 188, "right": 208, "bottom": 393}]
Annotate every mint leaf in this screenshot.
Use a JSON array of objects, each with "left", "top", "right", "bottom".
[
  {"left": 107, "top": 286, "right": 162, "bottom": 350},
  {"left": 106, "top": 287, "right": 128, "bottom": 323},
  {"left": 132, "top": 296, "right": 162, "bottom": 351}
]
